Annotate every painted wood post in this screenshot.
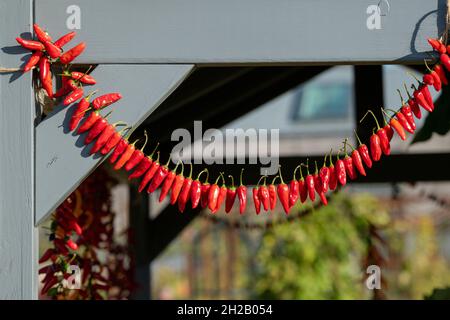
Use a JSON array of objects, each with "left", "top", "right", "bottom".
[{"left": 0, "top": 0, "right": 37, "bottom": 299}]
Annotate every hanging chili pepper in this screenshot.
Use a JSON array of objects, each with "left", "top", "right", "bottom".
[
  {"left": 147, "top": 156, "right": 171, "bottom": 193},
  {"left": 289, "top": 165, "right": 301, "bottom": 207},
  {"left": 397, "top": 89, "right": 416, "bottom": 131},
  {"left": 434, "top": 64, "right": 448, "bottom": 85},
  {"left": 92, "top": 93, "right": 122, "bottom": 110},
  {"left": 129, "top": 143, "right": 158, "bottom": 180},
  {"left": 420, "top": 84, "right": 434, "bottom": 110},
  {"left": 412, "top": 84, "right": 433, "bottom": 112},
  {"left": 277, "top": 167, "right": 290, "bottom": 214},
  {"left": 386, "top": 107, "right": 414, "bottom": 134},
  {"left": 16, "top": 37, "right": 44, "bottom": 51},
  {"left": 360, "top": 110, "right": 388, "bottom": 159},
  {"left": 237, "top": 168, "right": 247, "bottom": 214},
  {"left": 225, "top": 175, "right": 237, "bottom": 213},
  {"left": 424, "top": 60, "right": 442, "bottom": 91},
  {"left": 328, "top": 156, "right": 337, "bottom": 191},
  {"left": 440, "top": 53, "right": 450, "bottom": 71},
  {"left": 68, "top": 71, "right": 97, "bottom": 85},
  {"left": 77, "top": 110, "right": 100, "bottom": 134},
  {"left": 213, "top": 175, "right": 228, "bottom": 213},
  {"left": 39, "top": 56, "right": 53, "bottom": 98},
  {"left": 404, "top": 83, "right": 421, "bottom": 120},
  {"left": 54, "top": 76, "right": 71, "bottom": 98},
  {"left": 138, "top": 152, "right": 160, "bottom": 193},
  {"left": 422, "top": 73, "right": 434, "bottom": 86},
  {"left": 170, "top": 161, "right": 185, "bottom": 205},
  {"left": 313, "top": 161, "right": 322, "bottom": 194},
  {"left": 177, "top": 164, "right": 194, "bottom": 213},
  {"left": 427, "top": 38, "right": 446, "bottom": 53},
  {"left": 269, "top": 176, "right": 278, "bottom": 210},
  {"left": 209, "top": 173, "right": 224, "bottom": 212},
  {"left": 341, "top": 140, "right": 357, "bottom": 180},
  {"left": 33, "top": 24, "right": 52, "bottom": 43},
  {"left": 43, "top": 40, "right": 61, "bottom": 59},
  {"left": 335, "top": 153, "right": 347, "bottom": 186},
  {"left": 304, "top": 160, "right": 315, "bottom": 201},
  {"left": 23, "top": 51, "right": 43, "bottom": 72},
  {"left": 89, "top": 121, "right": 126, "bottom": 155},
  {"left": 160, "top": 161, "right": 181, "bottom": 203},
  {"left": 190, "top": 169, "right": 208, "bottom": 209},
  {"left": 101, "top": 126, "right": 132, "bottom": 155},
  {"left": 354, "top": 130, "right": 372, "bottom": 169},
  {"left": 84, "top": 111, "right": 112, "bottom": 144},
  {"left": 252, "top": 187, "right": 261, "bottom": 215},
  {"left": 200, "top": 173, "right": 211, "bottom": 209},
  {"left": 318, "top": 192, "right": 328, "bottom": 206},
  {"left": 59, "top": 42, "right": 86, "bottom": 64},
  {"left": 319, "top": 155, "right": 330, "bottom": 193},
  {"left": 54, "top": 31, "right": 76, "bottom": 48},
  {"left": 63, "top": 87, "right": 84, "bottom": 106},
  {"left": 298, "top": 165, "right": 308, "bottom": 201},
  {"left": 69, "top": 90, "right": 97, "bottom": 131},
  {"left": 114, "top": 138, "right": 140, "bottom": 170},
  {"left": 347, "top": 140, "right": 366, "bottom": 177},
  {"left": 124, "top": 131, "right": 149, "bottom": 171},
  {"left": 258, "top": 176, "right": 270, "bottom": 211}
]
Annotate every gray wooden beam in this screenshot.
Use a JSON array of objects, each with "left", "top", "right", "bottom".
[
  {"left": 35, "top": 0, "right": 444, "bottom": 65},
  {"left": 35, "top": 64, "right": 194, "bottom": 224},
  {"left": 0, "top": 0, "right": 37, "bottom": 299}
]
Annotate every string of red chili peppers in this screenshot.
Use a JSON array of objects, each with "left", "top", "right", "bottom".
[{"left": 14, "top": 24, "right": 450, "bottom": 216}]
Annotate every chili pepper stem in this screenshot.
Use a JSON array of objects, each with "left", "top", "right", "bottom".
[
  {"left": 360, "top": 110, "right": 381, "bottom": 130},
  {"left": 278, "top": 166, "right": 286, "bottom": 184},
  {"left": 403, "top": 83, "right": 413, "bottom": 100},
  {"left": 292, "top": 165, "right": 302, "bottom": 180},
  {"left": 424, "top": 59, "right": 433, "bottom": 73},
  {"left": 328, "top": 149, "right": 334, "bottom": 166},
  {"left": 239, "top": 168, "right": 245, "bottom": 186},
  {"left": 406, "top": 71, "right": 422, "bottom": 85},
  {"left": 149, "top": 142, "right": 159, "bottom": 158},
  {"left": 396, "top": 89, "right": 404, "bottom": 105},
  {"left": 187, "top": 163, "right": 193, "bottom": 179},
  {"left": 256, "top": 175, "right": 267, "bottom": 187},
  {"left": 271, "top": 175, "right": 280, "bottom": 185},
  {"left": 197, "top": 168, "right": 209, "bottom": 182},
  {"left": 228, "top": 175, "right": 235, "bottom": 188},
  {"left": 139, "top": 130, "right": 149, "bottom": 151},
  {"left": 343, "top": 138, "right": 356, "bottom": 152}
]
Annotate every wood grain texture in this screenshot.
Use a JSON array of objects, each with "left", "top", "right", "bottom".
[
  {"left": 35, "top": 0, "right": 444, "bottom": 65},
  {"left": 0, "top": 0, "right": 37, "bottom": 299},
  {"left": 35, "top": 64, "right": 194, "bottom": 224}
]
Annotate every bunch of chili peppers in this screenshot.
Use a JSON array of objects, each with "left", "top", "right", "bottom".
[
  {"left": 38, "top": 169, "right": 136, "bottom": 299},
  {"left": 17, "top": 25, "right": 449, "bottom": 216}
]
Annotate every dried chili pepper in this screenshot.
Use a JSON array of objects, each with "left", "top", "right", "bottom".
[
  {"left": 77, "top": 110, "right": 101, "bottom": 134},
  {"left": 114, "top": 138, "right": 140, "bottom": 170},
  {"left": 319, "top": 155, "right": 330, "bottom": 193},
  {"left": 298, "top": 165, "right": 308, "bottom": 202},
  {"left": 427, "top": 38, "right": 446, "bottom": 53},
  {"left": 328, "top": 157, "right": 337, "bottom": 191},
  {"left": 412, "top": 84, "right": 433, "bottom": 112},
  {"left": 213, "top": 175, "right": 227, "bottom": 213},
  {"left": 138, "top": 152, "right": 160, "bottom": 193},
  {"left": 304, "top": 160, "right": 315, "bottom": 201},
  {"left": 335, "top": 153, "right": 347, "bottom": 186},
  {"left": 313, "top": 161, "right": 322, "bottom": 194},
  {"left": 200, "top": 174, "right": 211, "bottom": 209},
  {"left": 39, "top": 56, "right": 53, "bottom": 98},
  {"left": 209, "top": 173, "right": 224, "bottom": 212},
  {"left": 397, "top": 89, "right": 416, "bottom": 131},
  {"left": 348, "top": 140, "right": 366, "bottom": 177},
  {"left": 360, "top": 110, "right": 383, "bottom": 161},
  {"left": 289, "top": 165, "right": 301, "bottom": 207},
  {"left": 170, "top": 161, "right": 185, "bottom": 205},
  {"left": 23, "top": 51, "right": 43, "bottom": 72},
  {"left": 404, "top": 83, "right": 421, "bottom": 120},
  {"left": 440, "top": 53, "right": 450, "bottom": 72},
  {"left": 89, "top": 122, "right": 126, "bottom": 154},
  {"left": 16, "top": 37, "right": 44, "bottom": 51},
  {"left": 124, "top": 131, "right": 149, "bottom": 171},
  {"left": 92, "top": 92, "right": 122, "bottom": 110},
  {"left": 190, "top": 169, "right": 208, "bottom": 209},
  {"left": 147, "top": 156, "right": 171, "bottom": 193},
  {"left": 277, "top": 167, "right": 290, "bottom": 214},
  {"left": 342, "top": 140, "right": 357, "bottom": 180},
  {"left": 258, "top": 176, "right": 270, "bottom": 211},
  {"left": 54, "top": 31, "right": 76, "bottom": 48},
  {"left": 252, "top": 187, "right": 261, "bottom": 215},
  {"left": 101, "top": 126, "right": 132, "bottom": 155},
  {"left": 236, "top": 168, "right": 247, "bottom": 214},
  {"left": 269, "top": 176, "right": 278, "bottom": 210},
  {"left": 63, "top": 87, "right": 84, "bottom": 106},
  {"left": 434, "top": 64, "right": 448, "bottom": 85},
  {"left": 354, "top": 131, "right": 372, "bottom": 169},
  {"left": 420, "top": 84, "right": 434, "bottom": 110},
  {"left": 160, "top": 161, "right": 181, "bottom": 203},
  {"left": 43, "top": 40, "right": 61, "bottom": 59},
  {"left": 69, "top": 90, "right": 97, "bottom": 131},
  {"left": 33, "top": 24, "right": 52, "bottom": 43},
  {"left": 225, "top": 175, "right": 237, "bottom": 213},
  {"left": 39, "top": 248, "right": 56, "bottom": 264},
  {"left": 129, "top": 143, "right": 158, "bottom": 180},
  {"left": 177, "top": 164, "right": 194, "bottom": 213},
  {"left": 84, "top": 111, "right": 112, "bottom": 144},
  {"left": 59, "top": 42, "right": 86, "bottom": 64}
]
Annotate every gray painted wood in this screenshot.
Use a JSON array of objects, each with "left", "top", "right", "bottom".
[
  {"left": 35, "top": 64, "right": 194, "bottom": 224},
  {"left": 35, "top": 0, "right": 444, "bottom": 65},
  {"left": 0, "top": 0, "right": 38, "bottom": 299}
]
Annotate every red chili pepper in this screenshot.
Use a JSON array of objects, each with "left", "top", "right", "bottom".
[
  {"left": 404, "top": 84, "right": 422, "bottom": 120},
  {"left": 41, "top": 276, "right": 58, "bottom": 295},
  {"left": 395, "top": 110, "right": 414, "bottom": 134},
  {"left": 147, "top": 156, "right": 171, "bottom": 193},
  {"left": 328, "top": 164, "right": 337, "bottom": 191},
  {"left": 92, "top": 93, "right": 122, "bottom": 110},
  {"left": 427, "top": 38, "right": 446, "bottom": 53},
  {"left": 318, "top": 192, "right": 328, "bottom": 206},
  {"left": 33, "top": 24, "right": 52, "bottom": 43},
  {"left": 129, "top": 143, "right": 158, "bottom": 180},
  {"left": 423, "top": 73, "right": 434, "bottom": 86},
  {"left": 63, "top": 87, "right": 84, "bottom": 106},
  {"left": 59, "top": 42, "right": 86, "bottom": 64},
  {"left": 225, "top": 175, "right": 237, "bottom": 213},
  {"left": 252, "top": 187, "right": 261, "bottom": 215},
  {"left": 236, "top": 168, "right": 247, "bottom": 214},
  {"left": 342, "top": 140, "right": 357, "bottom": 180},
  {"left": 277, "top": 167, "right": 290, "bottom": 214},
  {"left": 190, "top": 169, "right": 208, "bottom": 209},
  {"left": 138, "top": 152, "right": 160, "bottom": 193},
  {"left": 39, "top": 56, "right": 53, "bottom": 98},
  {"left": 390, "top": 118, "right": 406, "bottom": 140},
  {"left": 213, "top": 178, "right": 228, "bottom": 213},
  {"left": 39, "top": 248, "right": 56, "bottom": 264},
  {"left": 354, "top": 131, "right": 372, "bottom": 168},
  {"left": 69, "top": 91, "right": 97, "bottom": 131},
  {"left": 424, "top": 61, "right": 443, "bottom": 92},
  {"left": 170, "top": 161, "right": 185, "bottom": 205},
  {"left": 384, "top": 124, "right": 394, "bottom": 141},
  {"left": 298, "top": 166, "right": 308, "bottom": 201},
  {"left": 177, "top": 164, "right": 194, "bottom": 213},
  {"left": 160, "top": 161, "right": 181, "bottom": 203},
  {"left": 200, "top": 183, "right": 211, "bottom": 209},
  {"left": 289, "top": 165, "right": 301, "bottom": 207},
  {"left": 268, "top": 177, "right": 278, "bottom": 210},
  {"left": 109, "top": 138, "right": 129, "bottom": 163},
  {"left": 209, "top": 173, "right": 223, "bottom": 212},
  {"left": 370, "top": 133, "right": 382, "bottom": 162},
  {"left": 335, "top": 153, "right": 347, "bottom": 186},
  {"left": 23, "top": 51, "right": 43, "bottom": 72},
  {"left": 413, "top": 85, "right": 433, "bottom": 112},
  {"left": 258, "top": 176, "right": 270, "bottom": 211},
  {"left": 434, "top": 64, "right": 448, "bottom": 85},
  {"left": 66, "top": 239, "right": 78, "bottom": 250},
  {"left": 54, "top": 31, "right": 76, "bottom": 48},
  {"left": 351, "top": 146, "right": 366, "bottom": 177},
  {"left": 69, "top": 71, "right": 96, "bottom": 85},
  {"left": 440, "top": 53, "right": 450, "bottom": 72},
  {"left": 304, "top": 160, "right": 316, "bottom": 201},
  {"left": 43, "top": 40, "right": 61, "bottom": 59},
  {"left": 401, "top": 105, "right": 416, "bottom": 131},
  {"left": 125, "top": 131, "right": 149, "bottom": 171},
  {"left": 313, "top": 162, "right": 322, "bottom": 194},
  {"left": 114, "top": 138, "right": 140, "bottom": 170},
  {"left": 101, "top": 127, "right": 131, "bottom": 155},
  {"left": 54, "top": 77, "right": 71, "bottom": 98},
  {"left": 420, "top": 85, "right": 434, "bottom": 110},
  {"left": 90, "top": 122, "right": 126, "bottom": 155},
  {"left": 319, "top": 155, "right": 330, "bottom": 193},
  {"left": 16, "top": 37, "right": 44, "bottom": 51},
  {"left": 85, "top": 112, "right": 112, "bottom": 144}
]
